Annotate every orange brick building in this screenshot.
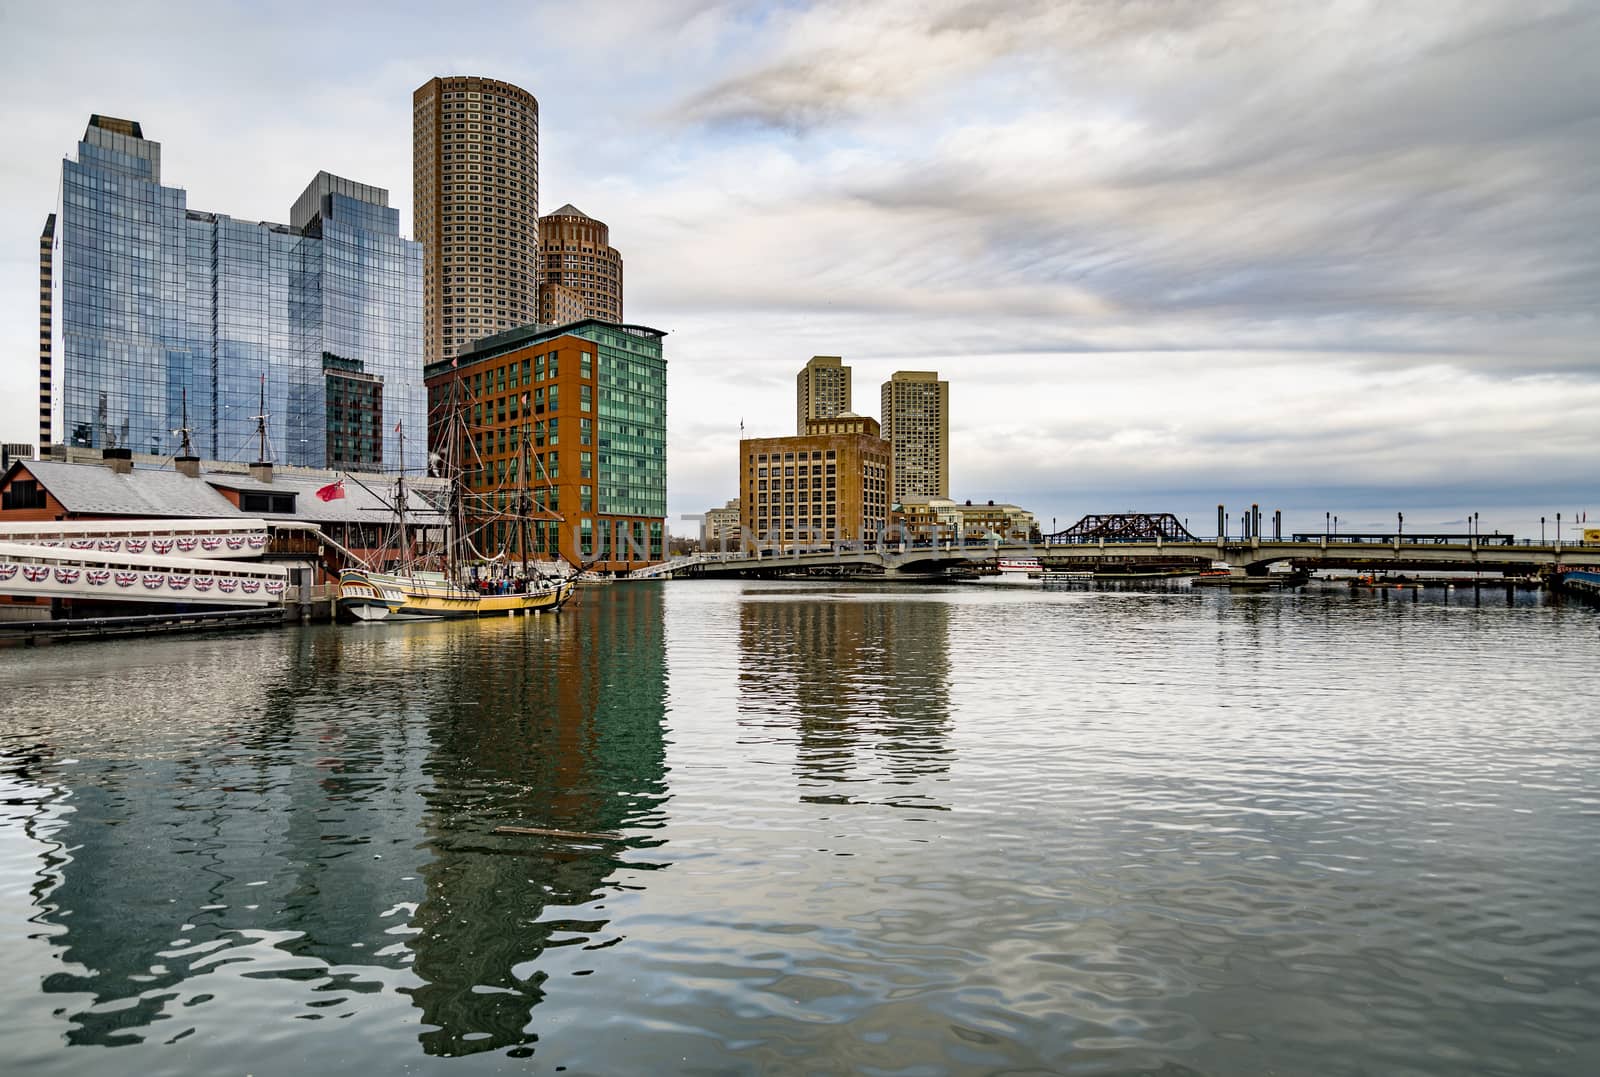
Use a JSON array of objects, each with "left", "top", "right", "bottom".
[{"left": 425, "top": 319, "right": 666, "bottom": 572}]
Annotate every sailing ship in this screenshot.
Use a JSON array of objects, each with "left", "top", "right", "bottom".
[{"left": 336, "top": 379, "right": 574, "bottom": 622}]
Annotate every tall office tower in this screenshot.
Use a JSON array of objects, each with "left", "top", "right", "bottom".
[
  {"left": 413, "top": 76, "right": 540, "bottom": 364},
  {"left": 795, "top": 355, "right": 851, "bottom": 435},
  {"left": 38, "top": 214, "right": 54, "bottom": 452},
  {"left": 45, "top": 116, "right": 423, "bottom": 470},
  {"left": 880, "top": 370, "right": 949, "bottom": 505},
  {"left": 538, "top": 204, "right": 623, "bottom": 323}
]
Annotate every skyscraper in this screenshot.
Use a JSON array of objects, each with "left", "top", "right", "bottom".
[
  {"left": 539, "top": 204, "right": 623, "bottom": 324},
  {"left": 413, "top": 76, "right": 540, "bottom": 364},
  {"left": 44, "top": 116, "right": 423, "bottom": 470},
  {"left": 796, "top": 355, "right": 851, "bottom": 435},
  {"left": 880, "top": 371, "right": 949, "bottom": 505}
]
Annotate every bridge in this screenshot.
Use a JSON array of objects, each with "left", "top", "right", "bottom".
[
  {"left": 1037, "top": 533, "right": 1600, "bottom": 577},
  {"left": 637, "top": 515, "right": 1600, "bottom": 581}
]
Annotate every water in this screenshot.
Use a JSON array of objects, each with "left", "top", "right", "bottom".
[{"left": 1, "top": 581, "right": 1598, "bottom": 1076}]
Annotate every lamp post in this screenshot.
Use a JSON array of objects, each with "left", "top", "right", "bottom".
[
  {"left": 1541, "top": 516, "right": 1546, "bottom": 544},
  {"left": 1326, "top": 511, "right": 1330, "bottom": 539},
  {"left": 1398, "top": 511, "right": 1403, "bottom": 538}
]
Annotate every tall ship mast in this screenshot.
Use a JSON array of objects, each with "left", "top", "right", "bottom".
[{"left": 333, "top": 370, "right": 574, "bottom": 622}]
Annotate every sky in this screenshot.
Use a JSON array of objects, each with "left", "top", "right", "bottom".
[{"left": 1, "top": 0, "right": 1596, "bottom": 539}]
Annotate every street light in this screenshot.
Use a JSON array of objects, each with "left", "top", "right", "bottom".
[
  {"left": 1541, "top": 516, "right": 1546, "bottom": 544},
  {"left": 1398, "top": 511, "right": 1403, "bottom": 538}
]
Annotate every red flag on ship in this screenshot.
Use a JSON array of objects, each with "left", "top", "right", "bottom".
[{"left": 315, "top": 480, "right": 346, "bottom": 502}]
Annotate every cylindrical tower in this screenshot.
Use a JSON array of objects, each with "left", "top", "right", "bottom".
[
  {"left": 538, "top": 204, "right": 624, "bottom": 323},
  {"left": 413, "top": 76, "right": 540, "bottom": 364}
]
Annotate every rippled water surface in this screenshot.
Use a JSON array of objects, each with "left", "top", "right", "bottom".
[{"left": 2, "top": 581, "right": 1598, "bottom": 1075}]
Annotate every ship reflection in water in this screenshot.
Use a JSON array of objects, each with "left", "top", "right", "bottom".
[{"left": 2, "top": 587, "right": 668, "bottom": 1063}]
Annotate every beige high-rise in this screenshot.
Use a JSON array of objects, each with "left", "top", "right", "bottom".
[
  {"left": 413, "top": 76, "right": 540, "bottom": 365},
  {"left": 539, "top": 204, "right": 623, "bottom": 323},
  {"left": 796, "top": 356, "right": 851, "bottom": 435},
  {"left": 881, "top": 371, "right": 949, "bottom": 505}
]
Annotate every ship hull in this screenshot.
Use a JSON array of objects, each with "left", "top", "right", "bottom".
[{"left": 337, "top": 569, "right": 573, "bottom": 621}]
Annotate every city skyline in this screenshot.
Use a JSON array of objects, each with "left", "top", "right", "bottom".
[{"left": 2, "top": 1, "right": 1597, "bottom": 538}]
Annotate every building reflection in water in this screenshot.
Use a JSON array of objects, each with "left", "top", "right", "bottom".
[
  {"left": 737, "top": 591, "right": 952, "bottom": 809},
  {"left": 405, "top": 587, "right": 670, "bottom": 1057},
  {"left": 8, "top": 586, "right": 668, "bottom": 1058}
]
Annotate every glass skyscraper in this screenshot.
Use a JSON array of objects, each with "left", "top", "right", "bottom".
[{"left": 46, "top": 116, "right": 423, "bottom": 472}]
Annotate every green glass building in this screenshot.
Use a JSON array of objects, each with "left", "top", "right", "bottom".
[{"left": 426, "top": 318, "right": 666, "bottom": 569}]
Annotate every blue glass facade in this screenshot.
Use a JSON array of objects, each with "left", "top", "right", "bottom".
[{"left": 49, "top": 118, "right": 423, "bottom": 472}]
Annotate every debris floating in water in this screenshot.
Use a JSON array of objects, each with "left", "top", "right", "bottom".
[{"left": 493, "top": 825, "right": 622, "bottom": 843}]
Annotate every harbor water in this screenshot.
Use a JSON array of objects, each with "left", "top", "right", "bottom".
[{"left": 2, "top": 581, "right": 1598, "bottom": 1075}]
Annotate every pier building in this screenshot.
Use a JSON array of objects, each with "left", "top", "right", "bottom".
[
  {"left": 0, "top": 450, "right": 442, "bottom": 548},
  {"left": 424, "top": 319, "right": 667, "bottom": 572}
]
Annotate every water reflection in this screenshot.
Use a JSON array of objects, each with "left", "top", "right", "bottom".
[
  {"left": 4, "top": 586, "right": 668, "bottom": 1059},
  {"left": 406, "top": 588, "right": 669, "bottom": 1056},
  {"left": 737, "top": 591, "right": 952, "bottom": 809}
]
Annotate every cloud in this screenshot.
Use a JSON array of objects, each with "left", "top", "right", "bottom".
[
  {"left": 652, "top": 1, "right": 1600, "bottom": 372},
  {"left": 2, "top": 1, "right": 1595, "bottom": 541}
]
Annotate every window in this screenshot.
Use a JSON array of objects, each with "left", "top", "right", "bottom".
[
  {"left": 240, "top": 491, "right": 296, "bottom": 514},
  {"left": 2, "top": 479, "right": 46, "bottom": 510}
]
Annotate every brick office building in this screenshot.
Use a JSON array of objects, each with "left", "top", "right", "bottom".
[
  {"left": 424, "top": 319, "right": 666, "bottom": 572},
  {"left": 739, "top": 414, "right": 890, "bottom": 551}
]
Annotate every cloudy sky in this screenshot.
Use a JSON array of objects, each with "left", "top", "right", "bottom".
[{"left": 2, "top": 0, "right": 1596, "bottom": 537}]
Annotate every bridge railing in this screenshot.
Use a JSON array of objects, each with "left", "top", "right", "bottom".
[{"left": 1287, "top": 532, "right": 1518, "bottom": 546}]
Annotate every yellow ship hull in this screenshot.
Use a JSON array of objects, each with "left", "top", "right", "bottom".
[{"left": 337, "top": 569, "right": 573, "bottom": 621}]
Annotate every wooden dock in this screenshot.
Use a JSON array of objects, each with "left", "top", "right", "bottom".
[{"left": 0, "top": 607, "right": 284, "bottom": 644}]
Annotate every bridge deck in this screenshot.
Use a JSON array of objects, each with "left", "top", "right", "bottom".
[{"left": 647, "top": 538, "right": 1600, "bottom": 579}]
